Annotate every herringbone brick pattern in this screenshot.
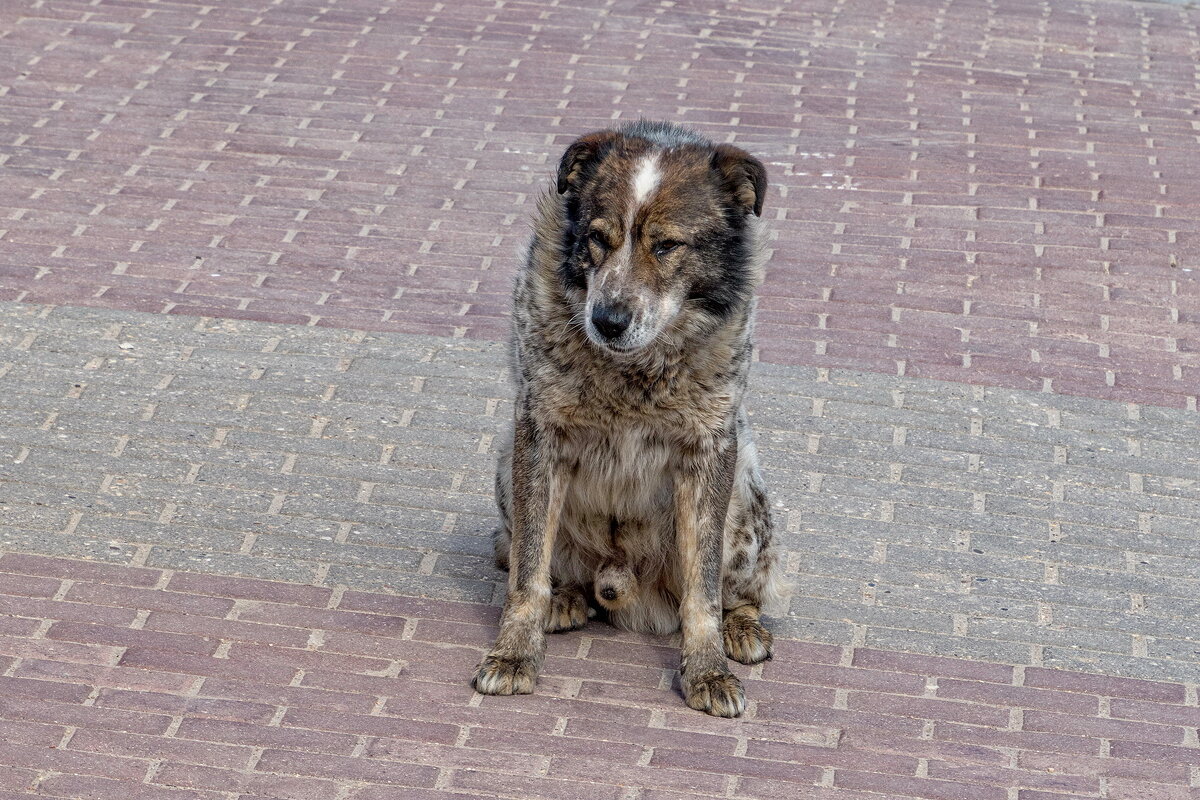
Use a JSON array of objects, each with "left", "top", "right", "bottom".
[{"left": 0, "top": 0, "right": 1197, "bottom": 406}]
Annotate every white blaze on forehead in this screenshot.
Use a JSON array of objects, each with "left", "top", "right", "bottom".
[{"left": 631, "top": 154, "right": 661, "bottom": 205}]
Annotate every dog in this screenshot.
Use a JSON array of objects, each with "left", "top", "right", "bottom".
[{"left": 472, "top": 120, "right": 784, "bottom": 717}]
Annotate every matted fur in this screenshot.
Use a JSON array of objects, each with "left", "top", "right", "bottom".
[{"left": 474, "top": 121, "right": 785, "bottom": 717}]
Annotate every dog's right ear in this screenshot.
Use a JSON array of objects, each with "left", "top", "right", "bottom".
[
  {"left": 557, "top": 131, "right": 619, "bottom": 194},
  {"left": 712, "top": 144, "right": 768, "bottom": 217}
]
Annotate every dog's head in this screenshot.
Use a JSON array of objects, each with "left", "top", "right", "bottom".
[{"left": 554, "top": 121, "right": 768, "bottom": 354}]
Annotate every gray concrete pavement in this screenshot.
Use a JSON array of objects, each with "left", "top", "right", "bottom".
[{"left": 3, "top": 301, "right": 1198, "bottom": 685}]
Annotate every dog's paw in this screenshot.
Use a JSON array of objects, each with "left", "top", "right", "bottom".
[
  {"left": 545, "top": 586, "right": 588, "bottom": 633},
  {"left": 682, "top": 669, "right": 746, "bottom": 718},
  {"left": 472, "top": 653, "right": 538, "bottom": 695},
  {"left": 723, "top": 611, "right": 773, "bottom": 665}
]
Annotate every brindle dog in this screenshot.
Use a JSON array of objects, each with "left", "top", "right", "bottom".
[{"left": 472, "top": 121, "right": 784, "bottom": 717}]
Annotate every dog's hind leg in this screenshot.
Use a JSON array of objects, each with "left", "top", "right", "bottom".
[
  {"left": 720, "top": 425, "right": 783, "bottom": 665},
  {"left": 722, "top": 604, "right": 773, "bottom": 664},
  {"left": 492, "top": 429, "right": 514, "bottom": 571},
  {"left": 545, "top": 584, "right": 588, "bottom": 633}
]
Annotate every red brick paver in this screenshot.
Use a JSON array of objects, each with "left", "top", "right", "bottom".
[
  {"left": 2, "top": 553, "right": 1198, "bottom": 800},
  {"left": 0, "top": 0, "right": 1197, "bottom": 406}
]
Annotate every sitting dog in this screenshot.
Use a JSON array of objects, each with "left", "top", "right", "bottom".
[{"left": 473, "top": 120, "right": 784, "bottom": 717}]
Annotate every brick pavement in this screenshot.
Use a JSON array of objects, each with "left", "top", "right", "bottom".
[
  {"left": 1, "top": 0, "right": 1200, "bottom": 797},
  {"left": 0, "top": 0, "right": 1197, "bottom": 406},
  {"left": 3, "top": 551, "right": 1199, "bottom": 800},
  {"left": 2, "top": 301, "right": 1200, "bottom": 685},
  {"left": 1, "top": 302, "right": 1199, "bottom": 797}
]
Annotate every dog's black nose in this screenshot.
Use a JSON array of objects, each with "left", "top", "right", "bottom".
[{"left": 591, "top": 303, "right": 632, "bottom": 340}]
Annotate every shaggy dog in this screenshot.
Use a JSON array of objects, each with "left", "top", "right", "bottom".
[{"left": 473, "top": 121, "right": 783, "bottom": 717}]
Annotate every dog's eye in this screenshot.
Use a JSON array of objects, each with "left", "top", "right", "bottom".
[
  {"left": 588, "top": 230, "right": 609, "bottom": 250},
  {"left": 653, "top": 240, "right": 683, "bottom": 258}
]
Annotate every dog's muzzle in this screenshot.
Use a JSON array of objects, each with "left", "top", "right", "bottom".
[{"left": 590, "top": 302, "right": 633, "bottom": 341}]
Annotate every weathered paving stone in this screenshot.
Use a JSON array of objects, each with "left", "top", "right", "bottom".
[
  {"left": 143, "top": 547, "right": 321, "bottom": 584},
  {"left": 0, "top": 0, "right": 1198, "bottom": 794},
  {"left": 321, "top": 565, "right": 498, "bottom": 605},
  {"left": 1, "top": 302, "right": 1197, "bottom": 684},
  {"left": 0, "top": 528, "right": 143, "bottom": 565},
  {"left": 250, "top": 536, "right": 427, "bottom": 574},
  {"left": 863, "top": 628, "right": 1034, "bottom": 665}
]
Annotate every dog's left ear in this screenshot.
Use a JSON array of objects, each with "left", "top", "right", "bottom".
[
  {"left": 712, "top": 145, "right": 768, "bottom": 217},
  {"left": 557, "top": 130, "right": 619, "bottom": 194}
]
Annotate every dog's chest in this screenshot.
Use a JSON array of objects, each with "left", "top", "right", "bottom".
[
  {"left": 561, "top": 426, "right": 673, "bottom": 520},
  {"left": 535, "top": 354, "right": 738, "bottom": 441}
]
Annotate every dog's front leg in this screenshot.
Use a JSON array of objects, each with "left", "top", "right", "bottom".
[
  {"left": 676, "top": 427, "right": 744, "bottom": 718},
  {"left": 472, "top": 408, "right": 565, "bottom": 696}
]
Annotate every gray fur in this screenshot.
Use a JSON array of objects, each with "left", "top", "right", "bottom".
[{"left": 473, "top": 122, "right": 784, "bottom": 717}]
